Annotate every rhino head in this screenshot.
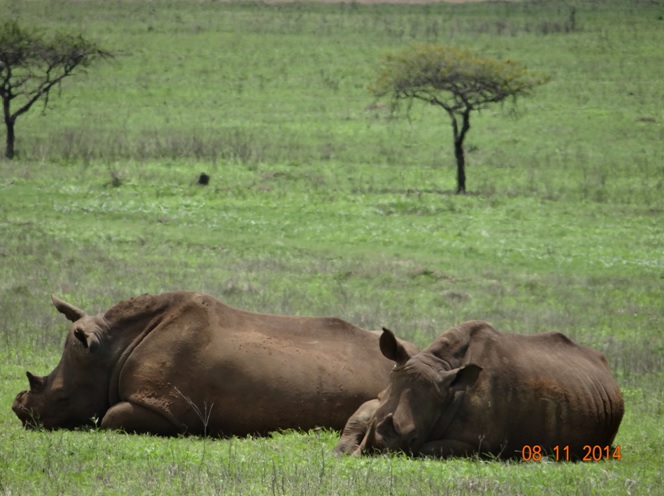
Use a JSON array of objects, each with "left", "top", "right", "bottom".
[
  {"left": 12, "top": 295, "right": 110, "bottom": 430},
  {"left": 354, "top": 327, "right": 482, "bottom": 456}
]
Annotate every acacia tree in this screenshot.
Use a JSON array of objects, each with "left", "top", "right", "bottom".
[
  {"left": 0, "top": 20, "right": 112, "bottom": 159},
  {"left": 371, "top": 44, "right": 549, "bottom": 194}
]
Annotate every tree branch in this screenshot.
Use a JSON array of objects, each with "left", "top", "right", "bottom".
[{"left": 0, "top": 19, "right": 114, "bottom": 158}]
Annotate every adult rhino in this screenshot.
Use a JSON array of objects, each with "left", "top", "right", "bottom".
[
  {"left": 334, "top": 320, "right": 624, "bottom": 459},
  {"left": 13, "top": 291, "right": 418, "bottom": 436}
]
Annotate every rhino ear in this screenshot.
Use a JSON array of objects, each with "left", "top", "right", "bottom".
[
  {"left": 74, "top": 327, "right": 101, "bottom": 353},
  {"left": 447, "top": 364, "right": 483, "bottom": 392},
  {"left": 51, "top": 295, "right": 86, "bottom": 322},
  {"left": 26, "top": 371, "right": 46, "bottom": 392},
  {"left": 380, "top": 327, "right": 413, "bottom": 366}
]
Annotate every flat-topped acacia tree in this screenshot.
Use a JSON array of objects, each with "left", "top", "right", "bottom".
[
  {"left": 0, "top": 20, "right": 113, "bottom": 159},
  {"left": 371, "top": 44, "right": 550, "bottom": 194}
]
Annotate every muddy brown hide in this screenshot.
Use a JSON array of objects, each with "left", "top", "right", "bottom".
[
  {"left": 13, "top": 292, "right": 419, "bottom": 436},
  {"left": 334, "top": 321, "right": 624, "bottom": 459}
]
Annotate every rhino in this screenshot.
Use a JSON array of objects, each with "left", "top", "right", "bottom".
[
  {"left": 13, "top": 291, "right": 419, "bottom": 436},
  {"left": 334, "top": 320, "right": 624, "bottom": 459}
]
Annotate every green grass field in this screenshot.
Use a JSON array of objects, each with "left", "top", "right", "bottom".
[{"left": 1, "top": 0, "right": 662, "bottom": 494}]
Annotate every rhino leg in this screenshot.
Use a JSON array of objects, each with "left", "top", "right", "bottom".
[
  {"left": 333, "top": 398, "right": 380, "bottom": 455},
  {"left": 101, "top": 402, "right": 184, "bottom": 436}
]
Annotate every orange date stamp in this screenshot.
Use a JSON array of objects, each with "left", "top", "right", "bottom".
[{"left": 521, "top": 445, "right": 622, "bottom": 462}]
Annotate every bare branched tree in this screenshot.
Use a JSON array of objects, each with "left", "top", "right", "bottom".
[{"left": 0, "top": 20, "right": 113, "bottom": 159}]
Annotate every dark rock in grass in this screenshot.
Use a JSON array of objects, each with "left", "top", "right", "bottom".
[{"left": 198, "top": 173, "right": 210, "bottom": 185}]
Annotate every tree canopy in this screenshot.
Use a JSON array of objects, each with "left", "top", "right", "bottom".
[
  {"left": 0, "top": 20, "right": 113, "bottom": 159},
  {"left": 371, "top": 43, "right": 550, "bottom": 193}
]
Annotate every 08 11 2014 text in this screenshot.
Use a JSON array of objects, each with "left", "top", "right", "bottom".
[{"left": 521, "top": 445, "right": 622, "bottom": 462}]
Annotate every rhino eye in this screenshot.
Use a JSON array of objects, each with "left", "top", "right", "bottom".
[
  {"left": 53, "top": 391, "right": 69, "bottom": 404},
  {"left": 379, "top": 414, "right": 399, "bottom": 436}
]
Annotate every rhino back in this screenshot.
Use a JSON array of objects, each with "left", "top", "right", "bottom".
[
  {"left": 113, "top": 293, "right": 394, "bottom": 435},
  {"left": 433, "top": 323, "right": 623, "bottom": 456}
]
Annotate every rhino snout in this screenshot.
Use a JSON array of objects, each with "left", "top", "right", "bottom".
[
  {"left": 12, "top": 391, "right": 40, "bottom": 428},
  {"left": 12, "top": 390, "right": 28, "bottom": 411}
]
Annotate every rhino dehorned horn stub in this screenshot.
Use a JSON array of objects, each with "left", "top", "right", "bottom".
[{"left": 26, "top": 371, "right": 46, "bottom": 392}]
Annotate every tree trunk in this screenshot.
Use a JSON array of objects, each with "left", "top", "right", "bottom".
[
  {"left": 451, "top": 109, "right": 471, "bottom": 194},
  {"left": 3, "top": 98, "right": 15, "bottom": 159},
  {"left": 454, "top": 137, "right": 466, "bottom": 194},
  {"left": 5, "top": 118, "right": 15, "bottom": 159}
]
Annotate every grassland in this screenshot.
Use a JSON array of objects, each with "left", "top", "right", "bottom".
[{"left": 0, "top": 0, "right": 662, "bottom": 494}]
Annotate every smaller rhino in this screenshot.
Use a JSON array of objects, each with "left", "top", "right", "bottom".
[{"left": 334, "top": 320, "right": 624, "bottom": 459}]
